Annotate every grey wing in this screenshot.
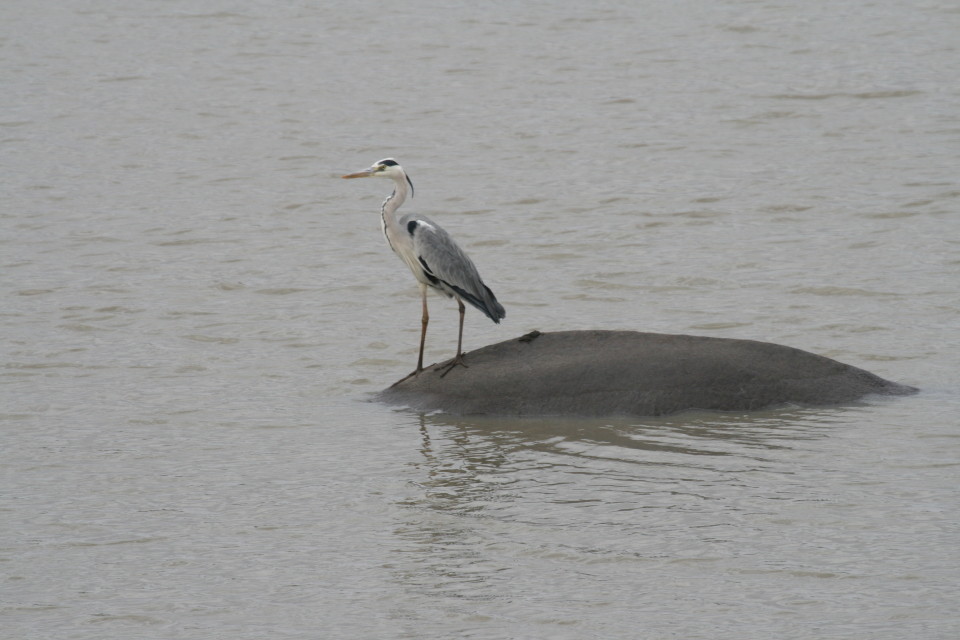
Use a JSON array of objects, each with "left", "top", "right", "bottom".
[{"left": 406, "top": 216, "right": 505, "bottom": 323}]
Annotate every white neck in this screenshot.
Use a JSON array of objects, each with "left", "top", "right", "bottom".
[
  {"left": 380, "top": 173, "right": 410, "bottom": 222},
  {"left": 380, "top": 173, "right": 410, "bottom": 252}
]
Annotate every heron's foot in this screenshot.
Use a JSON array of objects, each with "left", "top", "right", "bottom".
[
  {"left": 390, "top": 367, "right": 423, "bottom": 388},
  {"left": 438, "top": 354, "right": 468, "bottom": 378}
]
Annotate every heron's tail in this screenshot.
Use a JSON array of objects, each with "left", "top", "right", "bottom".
[{"left": 453, "top": 283, "right": 505, "bottom": 324}]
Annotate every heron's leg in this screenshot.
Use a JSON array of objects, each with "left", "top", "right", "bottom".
[
  {"left": 439, "top": 298, "right": 468, "bottom": 377},
  {"left": 455, "top": 297, "right": 465, "bottom": 358},
  {"left": 416, "top": 284, "right": 429, "bottom": 373}
]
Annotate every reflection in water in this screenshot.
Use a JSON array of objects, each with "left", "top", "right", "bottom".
[
  {"left": 388, "top": 408, "right": 844, "bottom": 603},
  {"left": 413, "top": 408, "right": 840, "bottom": 482}
]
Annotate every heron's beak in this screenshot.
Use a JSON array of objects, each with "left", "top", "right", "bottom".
[{"left": 341, "top": 168, "right": 374, "bottom": 179}]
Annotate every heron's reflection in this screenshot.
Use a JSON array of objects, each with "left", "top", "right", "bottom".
[
  {"left": 401, "top": 406, "right": 844, "bottom": 512},
  {"left": 387, "top": 406, "right": 849, "bottom": 601}
]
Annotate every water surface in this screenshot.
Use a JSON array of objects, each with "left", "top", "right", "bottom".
[{"left": 2, "top": 1, "right": 958, "bottom": 638}]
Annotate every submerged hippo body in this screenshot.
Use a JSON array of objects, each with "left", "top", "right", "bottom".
[{"left": 378, "top": 330, "right": 917, "bottom": 417}]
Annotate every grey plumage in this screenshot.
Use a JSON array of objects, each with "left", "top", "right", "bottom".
[
  {"left": 342, "top": 158, "right": 504, "bottom": 376},
  {"left": 404, "top": 214, "right": 505, "bottom": 323}
]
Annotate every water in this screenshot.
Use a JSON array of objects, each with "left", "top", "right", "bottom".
[{"left": 2, "top": 1, "right": 959, "bottom": 638}]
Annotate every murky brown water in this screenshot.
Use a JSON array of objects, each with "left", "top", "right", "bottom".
[{"left": 3, "top": 1, "right": 959, "bottom": 638}]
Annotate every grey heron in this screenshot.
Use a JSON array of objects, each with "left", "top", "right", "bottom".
[{"left": 342, "top": 158, "right": 505, "bottom": 377}]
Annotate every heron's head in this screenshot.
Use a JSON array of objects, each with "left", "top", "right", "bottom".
[{"left": 342, "top": 158, "right": 414, "bottom": 195}]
